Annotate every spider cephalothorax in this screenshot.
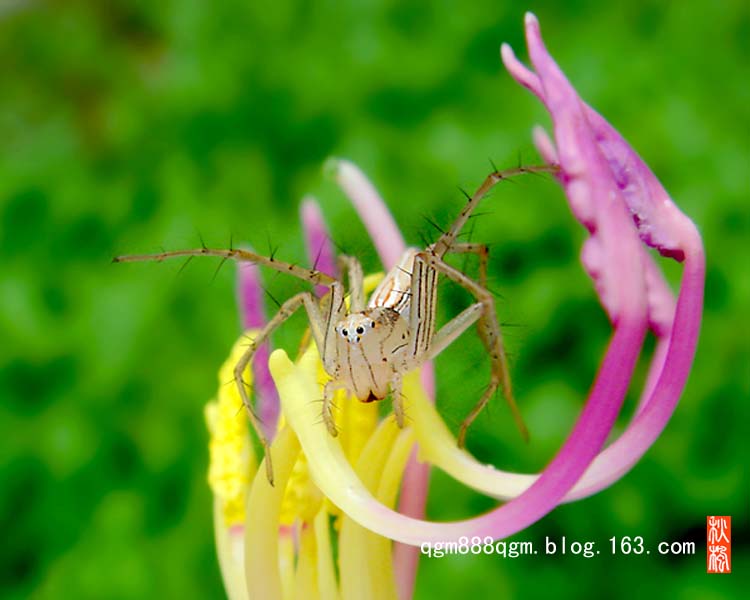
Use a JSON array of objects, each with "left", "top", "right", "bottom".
[{"left": 333, "top": 308, "right": 409, "bottom": 403}]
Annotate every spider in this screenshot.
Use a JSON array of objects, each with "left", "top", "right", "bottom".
[{"left": 115, "top": 164, "right": 556, "bottom": 484}]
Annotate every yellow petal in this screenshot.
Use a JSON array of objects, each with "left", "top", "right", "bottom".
[
  {"left": 213, "top": 500, "right": 248, "bottom": 600},
  {"left": 279, "top": 451, "right": 324, "bottom": 526},
  {"left": 314, "top": 507, "right": 339, "bottom": 600},
  {"left": 339, "top": 418, "right": 400, "bottom": 600},
  {"left": 207, "top": 333, "right": 258, "bottom": 528},
  {"left": 294, "top": 523, "right": 320, "bottom": 600},
  {"left": 370, "top": 428, "right": 415, "bottom": 599},
  {"left": 244, "top": 426, "right": 301, "bottom": 600},
  {"left": 279, "top": 529, "right": 295, "bottom": 600}
]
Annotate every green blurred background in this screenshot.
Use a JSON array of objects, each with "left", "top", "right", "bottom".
[{"left": 1, "top": 0, "right": 747, "bottom": 598}]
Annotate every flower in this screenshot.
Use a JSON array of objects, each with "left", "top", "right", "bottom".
[{"left": 204, "top": 14, "right": 704, "bottom": 600}]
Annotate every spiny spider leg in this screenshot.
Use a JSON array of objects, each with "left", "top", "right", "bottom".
[
  {"left": 442, "top": 242, "right": 527, "bottom": 441},
  {"left": 441, "top": 242, "right": 505, "bottom": 389},
  {"left": 446, "top": 243, "right": 489, "bottom": 289},
  {"left": 416, "top": 251, "right": 529, "bottom": 446},
  {"left": 113, "top": 246, "right": 336, "bottom": 288},
  {"left": 413, "top": 166, "right": 555, "bottom": 443},
  {"left": 233, "top": 291, "right": 324, "bottom": 485},
  {"left": 430, "top": 164, "right": 557, "bottom": 259},
  {"left": 237, "top": 280, "right": 346, "bottom": 485},
  {"left": 235, "top": 293, "right": 303, "bottom": 484}
]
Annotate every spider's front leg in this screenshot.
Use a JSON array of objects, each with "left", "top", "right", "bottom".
[{"left": 233, "top": 291, "right": 325, "bottom": 485}]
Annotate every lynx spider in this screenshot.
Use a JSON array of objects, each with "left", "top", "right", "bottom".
[{"left": 115, "top": 165, "right": 555, "bottom": 484}]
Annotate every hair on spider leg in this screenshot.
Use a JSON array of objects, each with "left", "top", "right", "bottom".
[
  {"left": 392, "top": 392, "right": 414, "bottom": 426},
  {"left": 329, "top": 235, "right": 372, "bottom": 267},
  {"left": 209, "top": 256, "right": 230, "bottom": 284},
  {"left": 457, "top": 186, "right": 472, "bottom": 203},
  {"left": 239, "top": 331, "right": 262, "bottom": 343},
  {"left": 220, "top": 374, "right": 249, "bottom": 395},
  {"left": 466, "top": 213, "right": 478, "bottom": 241},
  {"left": 421, "top": 214, "right": 447, "bottom": 235},
  {"left": 308, "top": 396, "right": 340, "bottom": 411},
  {"left": 417, "top": 230, "right": 433, "bottom": 249},
  {"left": 238, "top": 337, "right": 270, "bottom": 351},
  {"left": 223, "top": 371, "right": 255, "bottom": 391},
  {"left": 260, "top": 230, "right": 282, "bottom": 264},
  {"left": 521, "top": 168, "right": 550, "bottom": 181},
  {"left": 482, "top": 283, "right": 506, "bottom": 301},
  {"left": 262, "top": 285, "right": 282, "bottom": 310},
  {"left": 311, "top": 241, "right": 327, "bottom": 273},
  {"left": 233, "top": 397, "right": 266, "bottom": 423},
  {"left": 327, "top": 235, "right": 349, "bottom": 257},
  {"left": 312, "top": 416, "right": 339, "bottom": 431},
  {"left": 465, "top": 211, "right": 495, "bottom": 221},
  {"left": 177, "top": 255, "right": 195, "bottom": 276},
  {"left": 499, "top": 318, "right": 528, "bottom": 330}
]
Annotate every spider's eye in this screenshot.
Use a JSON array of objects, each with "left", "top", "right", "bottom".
[
  {"left": 342, "top": 329, "right": 348, "bottom": 337},
  {"left": 371, "top": 321, "right": 375, "bottom": 328},
  {"left": 356, "top": 326, "right": 364, "bottom": 335}
]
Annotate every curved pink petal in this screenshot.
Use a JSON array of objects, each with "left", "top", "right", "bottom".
[
  {"left": 499, "top": 13, "right": 704, "bottom": 500},
  {"left": 328, "top": 158, "right": 406, "bottom": 270}
]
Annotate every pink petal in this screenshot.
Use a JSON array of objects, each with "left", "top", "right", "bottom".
[
  {"left": 328, "top": 158, "right": 406, "bottom": 270},
  {"left": 300, "top": 196, "right": 338, "bottom": 297},
  {"left": 500, "top": 12, "right": 705, "bottom": 501}
]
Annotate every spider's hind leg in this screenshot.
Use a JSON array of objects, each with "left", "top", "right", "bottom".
[
  {"left": 232, "top": 290, "right": 326, "bottom": 485},
  {"left": 417, "top": 251, "right": 529, "bottom": 447}
]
